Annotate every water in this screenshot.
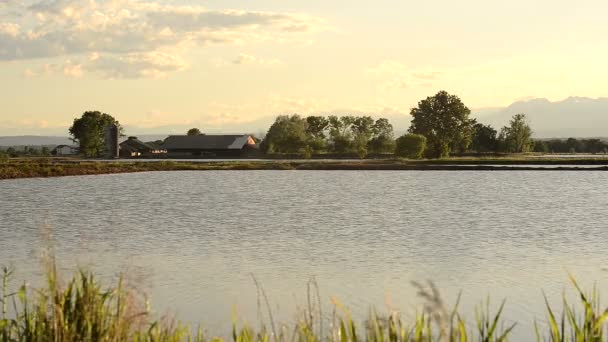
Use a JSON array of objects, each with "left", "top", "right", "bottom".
[{"left": 1, "top": 171, "right": 607, "bottom": 339}]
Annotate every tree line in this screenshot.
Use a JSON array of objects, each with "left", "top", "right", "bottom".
[
  {"left": 261, "top": 91, "right": 540, "bottom": 158},
  {"left": 56, "top": 91, "right": 606, "bottom": 158},
  {"left": 0, "top": 146, "right": 52, "bottom": 158},
  {"left": 261, "top": 115, "right": 396, "bottom": 158}
]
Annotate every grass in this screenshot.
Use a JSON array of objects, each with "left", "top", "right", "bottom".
[
  {"left": 2, "top": 156, "right": 608, "bottom": 179},
  {"left": 1, "top": 263, "right": 607, "bottom": 341}
]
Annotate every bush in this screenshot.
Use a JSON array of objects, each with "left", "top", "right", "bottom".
[{"left": 395, "top": 134, "right": 427, "bottom": 159}]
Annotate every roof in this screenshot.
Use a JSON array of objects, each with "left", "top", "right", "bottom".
[
  {"left": 120, "top": 137, "right": 154, "bottom": 152},
  {"left": 161, "top": 135, "right": 256, "bottom": 150}
]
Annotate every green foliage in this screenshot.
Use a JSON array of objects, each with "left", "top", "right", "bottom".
[
  {"left": 5, "top": 147, "right": 17, "bottom": 158},
  {"left": 541, "top": 138, "right": 608, "bottom": 154},
  {"left": 409, "top": 91, "right": 474, "bottom": 158},
  {"left": 538, "top": 275, "right": 608, "bottom": 342},
  {"left": 261, "top": 115, "right": 309, "bottom": 153},
  {"left": 498, "top": 114, "right": 534, "bottom": 153},
  {"left": 350, "top": 116, "right": 375, "bottom": 158},
  {"left": 533, "top": 140, "right": 549, "bottom": 153},
  {"left": 305, "top": 116, "right": 329, "bottom": 139},
  {"left": 395, "top": 134, "right": 427, "bottom": 159},
  {"left": 187, "top": 128, "right": 202, "bottom": 136},
  {"left": 328, "top": 115, "right": 355, "bottom": 153},
  {"left": 2, "top": 263, "right": 608, "bottom": 342},
  {"left": 69, "top": 111, "right": 123, "bottom": 158},
  {"left": 471, "top": 123, "right": 499, "bottom": 153},
  {"left": 368, "top": 118, "right": 396, "bottom": 153}
]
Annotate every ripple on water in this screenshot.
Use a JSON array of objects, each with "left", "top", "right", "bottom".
[{"left": 1, "top": 170, "right": 608, "bottom": 340}]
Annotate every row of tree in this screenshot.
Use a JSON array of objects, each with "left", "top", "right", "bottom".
[
  {"left": 261, "top": 91, "right": 537, "bottom": 158},
  {"left": 0, "top": 146, "right": 52, "bottom": 157},
  {"left": 62, "top": 91, "right": 605, "bottom": 159},
  {"left": 261, "top": 115, "right": 396, "bottom": 157},
  {"left": 533, "top": 138, "right": 608, "bottom": 154}
]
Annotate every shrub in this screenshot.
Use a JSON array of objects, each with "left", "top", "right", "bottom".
[{"left": 395, "top": 134, "right": 427, "bottom": 159}]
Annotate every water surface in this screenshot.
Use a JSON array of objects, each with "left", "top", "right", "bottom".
[{"left": 1, "top": 171, "right": 607, "bottom": 339}]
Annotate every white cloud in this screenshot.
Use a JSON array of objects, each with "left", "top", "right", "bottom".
[
  {"left": 84, "top": 51, "right": 188, "bottom": 78},
  {"left": 0, "top": 0, "right": 328, "bottom": 77}
]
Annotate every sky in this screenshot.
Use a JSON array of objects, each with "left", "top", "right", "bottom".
[{"left": 1, "top": 0, "right": 608, "bottom": 136}]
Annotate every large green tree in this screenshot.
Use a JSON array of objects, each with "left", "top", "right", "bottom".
[
  {"left": 69, "top": 111, "right": 122, "bottom": 157},
  {"left": 498, "top": 114, "right": 534, "bottom": 153},
  {"left": 409, "top": 91, "right": 474, "bottom": 158},
  {"left": 261, "top": 115, "right": 308, "bottom": 153}
]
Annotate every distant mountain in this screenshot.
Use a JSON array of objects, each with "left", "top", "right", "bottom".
[
  {"left": 0, "top": 136, "right": 73, "bottom": 147},
  {"left": 474, "top": 97, "right": 608, "bottom": 138}
]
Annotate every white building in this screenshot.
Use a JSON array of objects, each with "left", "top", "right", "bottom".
[{"left": 53, "top": 145, "right": 79, "bottom": 156}]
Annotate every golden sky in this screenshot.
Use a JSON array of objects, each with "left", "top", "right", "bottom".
[{"left": 1, "top": 0, "right": 607, "bottom": 135}]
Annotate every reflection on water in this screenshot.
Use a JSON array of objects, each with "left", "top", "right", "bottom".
[{"left": 1, "top": 171, "right": 607, "bottom": 339}]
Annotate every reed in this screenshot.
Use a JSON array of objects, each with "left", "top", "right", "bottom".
[{"left": 0, "top": 265, "right": 606, "bottom": 341}]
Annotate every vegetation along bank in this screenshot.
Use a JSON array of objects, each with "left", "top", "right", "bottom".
[
  {"left": 1, "top": 264, "right": 607, "bottom": 341},
  {"left": 2, "top": 158, "right": 608, "bottom": 180}
]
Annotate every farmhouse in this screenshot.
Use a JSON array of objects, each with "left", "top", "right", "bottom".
[
  {"left": 52, "top": 145, "right": 78, "bottom": 156},
  {"left": 161, "top": 134, "right": 259, "bottom": 157}
]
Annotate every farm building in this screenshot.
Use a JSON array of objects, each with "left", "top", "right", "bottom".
[
  {"left": 161, "top": 134, "right": 259, "bottom": 157},
  {"left": 119, "top": 137, "right": 166, "bottom": 158},
  {"left": 52, "top": 145, "right": 79, "bottom": 156}
]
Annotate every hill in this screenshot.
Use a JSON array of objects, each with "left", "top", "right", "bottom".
[{"left": 474, "top": 97, "right": 608, "bottom": 138}]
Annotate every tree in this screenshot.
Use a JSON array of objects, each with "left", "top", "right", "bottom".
[
  {"left": 395, "top": 134, "right": 427, "bottom": 159},
  {"left": 350, "top": 116, "right": 375, "bottom": 158},
  {"left": 305, "top": 116, "right": 329, "bottom": 152},
  {"left": 40, "top": 146, "right": 50, "bottom": 156},
  {"left": 6, "top": 147, "right": 17, "bottom": 157},
  {"left": 328, "top": 115, "right": 355, "bottom": 153},
  {"left": 533, "top": 140, "right": 549, "bottom": 153},
  {"left": 69, "top": 111, "right": 122, "bottom": 157},
  {"left": 471, "top": 122, "right": 498, "bottom": 152},
  {"left": 187, "top": 128, "right": 202, "bottom": 136},
  {"left": 409, "top": 91, "right": 474, "bottom": 158},
  {"left": 261, "top": 115, "right": 308, "bottom": 153},
  {"left": 498, "top": 114, "right": 533, "bottom": 153},
  {"left": 368, "top": 118, "right": 396, "bottom": 153}
]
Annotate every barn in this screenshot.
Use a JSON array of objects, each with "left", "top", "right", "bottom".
[
  {"left": 161, "top": 134, "right": 259, "bottom": 158},
  {"left": 119, "top": 136, "right": 166, "bottom": 158}
]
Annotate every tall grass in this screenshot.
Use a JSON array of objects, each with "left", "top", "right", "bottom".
[{"left": 1, "top": 264, "right": 606, "bottom": 341}]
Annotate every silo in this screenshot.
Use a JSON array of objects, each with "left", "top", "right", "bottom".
[{"left": 105, "top": 124, "right": 119, "bottom": 158}]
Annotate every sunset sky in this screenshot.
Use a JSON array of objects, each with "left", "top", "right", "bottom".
[{"left": 1, "top": 0, "right": 608, "bottom": 135}]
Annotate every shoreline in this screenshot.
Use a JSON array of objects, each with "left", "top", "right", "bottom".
[{"left": 2, "top": 158, "right": 608, "bottom": 179}]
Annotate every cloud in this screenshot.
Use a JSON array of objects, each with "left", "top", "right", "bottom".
[
  {"left": 85, "top": 51, "right": 188, "bottom": 78},
  {"left": 231, "top": 53, "right": 282, "bottom": 66},
  {"left": 367, "top": 60, "right": 443, "bottom": 90},
  {"left": 1, "top": 0, "right": 327, "bottom": 77}
]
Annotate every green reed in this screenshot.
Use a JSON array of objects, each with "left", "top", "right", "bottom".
[{"left": 1, "top": 264, "right": 606, "bottom": 342}]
